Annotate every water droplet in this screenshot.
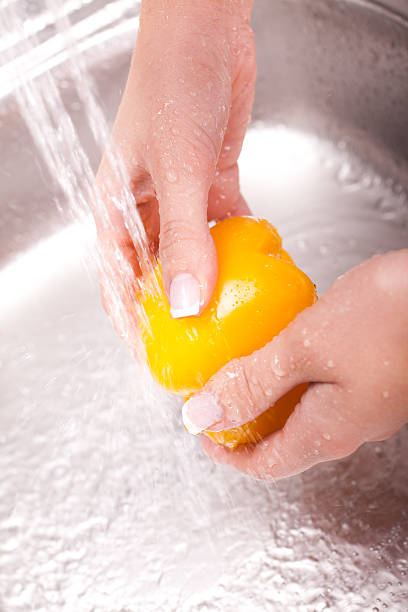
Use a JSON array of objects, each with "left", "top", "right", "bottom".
[
  {"left": 271, "top": 355, "right": 286, "bottom": 378},
  {"left": 303, "top": 338, "right": 311, "bottom": 347},
  {"left": 382, "top": 390, "right": 390, "bottom": 399},
  {"left": 327, "top": 360, "right": 335, "bottom": 368},
  {"left": 337, "top": 161, "right": 361, "bottom": 187},
  {"left": 166, "top": 170, "right": 178, "bottom": 183},
  {"left": 297, "top": 238, "right": 309, "bottom": 251},
  {"left": 323, "top": 433, "right": 331, "bottom": 441}
]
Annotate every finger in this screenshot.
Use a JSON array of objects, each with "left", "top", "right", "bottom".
[
  {"left": 94, "top": 147, "right": 160, "bottom": 351},
  {"left": 219, "top": 23, "right": 256, "bottom": 169},
  {"left": 202, "top": 381, "right": 363, "bottom": 481},
  {"left": 207, "top": 25, "right": 256, "bottom": 221},
  {"left": 95, "top": 145, "right": 160, "bottom": 266},
  {"left": 152, "top": 170, "right": 218, "bottom": 319},
  {"left": 207, "top": 164, "right": 251, "bottom": 220},
  {"left": 140, "top": 20, "right": 256, "bottom": 316},
  {"left": 148, "top": 102, "right": 229, "bottom": 319},
  {"left": 182, "top": 300, "right": 327, "bottom": 436}
]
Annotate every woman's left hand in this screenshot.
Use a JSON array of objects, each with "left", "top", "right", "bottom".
[{"left": 183, "top": 249, "right": 408, "bottom": 480}]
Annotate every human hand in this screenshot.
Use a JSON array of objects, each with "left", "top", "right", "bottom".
[
  {"left": 94, "top": 0, "right": 255, "bottom": 341},
  {"left": 182, "top": 250, "right": 408, "bottom": 480}
]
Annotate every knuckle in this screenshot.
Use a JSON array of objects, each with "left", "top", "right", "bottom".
[
  {"left": 160, "top": 218, "right": 203, "bottom": 248},
  {"left": 131, "top": 170, "right": 155, "bottom": 204},
  {"left": 159, "top": 218, "right": 209, "bottom": 269},
  {"left": 217, "top": 357, "right": 264, "bottom": 422},
  {"left": 262, "top": 338, "right": 293, "bottom": 381}
]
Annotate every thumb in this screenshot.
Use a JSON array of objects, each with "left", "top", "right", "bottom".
[
  {"left": 154, "top": 167, "right": 219, "bottom": 319},
  {"left": 182, "top": 304, "right": 330, "bottom": 435},
  {"left": 201, "top": 382, "right": 363, "bottom": 481}
]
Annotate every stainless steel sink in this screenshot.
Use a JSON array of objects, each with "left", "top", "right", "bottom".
[{"left": 0, "top": 1, "right": 407, "bottom": 610}]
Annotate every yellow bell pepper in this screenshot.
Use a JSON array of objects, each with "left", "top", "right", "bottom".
[{"left": 140, "top": 216, "right": 317, "bottom": 449}]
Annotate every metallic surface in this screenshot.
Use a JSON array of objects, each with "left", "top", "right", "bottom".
[{"left": 1, "top": 1, "right": 408, "bottom": 610}]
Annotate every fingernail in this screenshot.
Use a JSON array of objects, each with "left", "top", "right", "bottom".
[
  {"left": 170, "top": 273, "right": 200, "bottom": 319},
  {"left": 182, "top": 393, "right": 224, "bottom": 435}
]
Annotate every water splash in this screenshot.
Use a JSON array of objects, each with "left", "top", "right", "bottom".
[{"left": 2, "top": 0, "right": 157, "bottom": 355}]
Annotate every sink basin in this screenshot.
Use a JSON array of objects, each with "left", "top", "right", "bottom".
[{"left": 0, "top": 1, "right": 407, "bottom": 610}]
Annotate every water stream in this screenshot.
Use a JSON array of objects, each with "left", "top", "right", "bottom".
[{"left": 2, "top": 0, "right": 155, "bottom": 353}]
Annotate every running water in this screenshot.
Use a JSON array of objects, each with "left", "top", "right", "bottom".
[{"left": 2, "top": 0, "right": 156, "bottom": 354}]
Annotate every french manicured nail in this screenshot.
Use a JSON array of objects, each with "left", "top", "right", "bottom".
[
  {"left": 182, "top": 393, "right": 224, "bottom": 435},
  {"left": 170, "top": 273, "right": 200, "bottom": 319}
]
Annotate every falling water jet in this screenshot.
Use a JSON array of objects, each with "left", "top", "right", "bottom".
[{"left": 2, "top": 0, "right": 157, "bottom": 357}]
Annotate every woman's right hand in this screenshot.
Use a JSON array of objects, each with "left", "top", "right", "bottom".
[{"left": 94, "top": 0, "right": 255, "bottom": 345}]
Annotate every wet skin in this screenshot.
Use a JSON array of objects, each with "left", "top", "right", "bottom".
[{"left": 95, "top": 0, "right": 408, "bottom": 480}]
